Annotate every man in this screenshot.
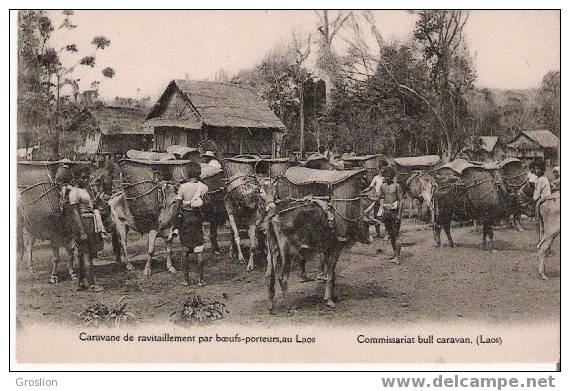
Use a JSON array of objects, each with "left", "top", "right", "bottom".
[
  {"left": 202, "top": 151, "right": 221, "bottom": 170},
  {"left": 376, "top": 166, "right": 404, "bottom": 264},
  {"left": 362, "top": 166, "right": 386, "bottom": 238},
  {"left": 533, "top": 162, "right": 552, "bottom": 238},
  {"left": 176, "top": 163, "right": 209, "bottom": 287},
  {"left": 69, "top": 167, "right": 104, "bottom": 292}
]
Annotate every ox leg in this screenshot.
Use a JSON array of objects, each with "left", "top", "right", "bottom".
[
  {"left": 433, "top": 223, "right": 442, "bottom": 247},
  {"left": 278, "top": 259, "right": 291, "bottom": 312},
  {"left": 49, "top": 244, "right": 60, "bottom": 284},
  {"left": 210, "top": 223, "right": 221, "bottom": 255},
  {"left": 482, "top": 223, "right": 496, "bottom": 253},
  {"left": 143, "top": 230, "right": 157, "bottom": 276},
  {"left": 24, "top": 233, "right": 36, "bottom": 273},
  {"left": 299, "top": 251, "right": 311, "bottom": 282},
  {"left": 228, "top": 214, "right": 246, "bottom": 264},
  {"left": 165, "top": 239, "right": 176, "bottom": 274},
  {"left": 324, "top": 248, "right": 341, "bottom": 309},
  {"left": 111, "top": 232, "right": 122, "bottom": 264},
  {"left": 266, "top": 240, "right": 277, "bottom": 314},
  {"left": 65, "top": 241, "right": 78, "bottom": 280},
  {"left": 246, "top": 223, "right": 256, "bottom": 272},
  {"left": 116, "top": 222, "right": 134, "bottom": 272},
  {"left": 315, "top": 255, "right": 327, "bottom": 282},
  {"left": 443, "top": 222, "right": 454, "bottom": 248},
  {"left": 275, "top": 237, "right": 292, "bottom": 311}
]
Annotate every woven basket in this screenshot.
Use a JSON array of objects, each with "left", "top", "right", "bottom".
[
  {"left": 119, "top": 160, "right": 160, "bottom": 221},
  {"left": 222, "top": 158, "right": 257, "bottom": 179},
  {"left": 17, "top": 162, "right": 62, "bottom": 223},
  {"left": 330, "top": 176, "right": 363, "bottom": 239},
  {"left": 461, "top": 166, "right": 505, "bottom": 219},
  {"left": 500, "top": 159, "right": 526, "bottom": 192}
]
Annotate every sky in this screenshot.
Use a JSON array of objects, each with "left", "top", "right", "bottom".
[{"left": 45, "top": 10, "right": 560, "bottom": 101}]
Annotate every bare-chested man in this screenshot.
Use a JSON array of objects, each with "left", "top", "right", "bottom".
[{"left": 376, "top": 166, "right": 404, "bottom": 264}]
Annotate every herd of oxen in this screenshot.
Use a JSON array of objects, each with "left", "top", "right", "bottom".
[{"left": 16, "top": 147, "right": 560, "bottom": 313}]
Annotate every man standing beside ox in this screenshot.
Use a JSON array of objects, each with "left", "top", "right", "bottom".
[{"left": 375, "top": 166, "right": 404, "bottom": 264}]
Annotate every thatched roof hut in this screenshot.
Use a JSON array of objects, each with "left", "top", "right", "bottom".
[
  {"left": 77, "top": 106, "right": 152, "bottom": 160},
  {"left": 506, "top": 129, "right": 559, "bottom": 165},
  {"left": 144, "top": 80, "right": 286, "bottom": 157}
]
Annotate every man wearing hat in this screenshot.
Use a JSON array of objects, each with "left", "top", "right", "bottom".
[{"left": 202, "top": 151, "right": 221, "bottom": 170}]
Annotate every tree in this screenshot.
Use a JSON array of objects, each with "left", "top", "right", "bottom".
[
  {"left": 540, "top": 70, "right": 560, "bottom": 137},
  {"left": 409, "top": 10, "right": 476, "bottom": 160},
  {"left": 17, "top": 10, "right": 116, "bottom": 158}
]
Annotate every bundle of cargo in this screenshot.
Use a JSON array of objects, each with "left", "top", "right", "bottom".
[
  {"left": 303, "top": 154, "right": 337, "bottom": 170},
  {"left": 394, "top": 155, "right": 441, "bottom": 190},
  {"left": 394, "top": 155, "right": 441, "bottom": 171},
  {"left": 18, "top": 160, "right": 90, "bottom": 224},
  {"left": 18, "top": 161, "right": 63, "bottom": 223},
  {"left": 166, "top": 145, "right": 201, "bottom": 162},
  {"left": 118, "top": 159, "right": 163, "bottom": 229},
  {"left": 499, "top": 158, "right": 527, "bottom": 193},
  {"left": 221, "top": 156, "right": 260, "bottom": 197},
  {"left": 433, "top": 159, "right": 508, "bottom": 222},
  {"left": 254, "top": 157, "right": 294, "bottom": 178},
  {"left": 126, "top": 149, "right": 176, "bottom": 161},
  {"left": 341, "top": 154, "right": 385, "bottom": 182},
  {"left": 284, "top": 167, "right": 367, "bottom": 241}
]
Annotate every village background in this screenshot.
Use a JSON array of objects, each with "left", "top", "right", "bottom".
[{"left": 17, "top": 10, "right": 560, "bottom": 166}]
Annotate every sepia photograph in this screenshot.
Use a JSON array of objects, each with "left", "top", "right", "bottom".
[{"left": 11, "top": 9, "right": 560, "bottom": 367}]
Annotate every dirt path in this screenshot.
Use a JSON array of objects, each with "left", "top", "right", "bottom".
[{"left": 16, "top": 219, "right": 560, "bottom": 327}]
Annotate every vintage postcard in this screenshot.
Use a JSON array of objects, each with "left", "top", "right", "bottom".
[{"left": 11, "top": 9, "right": 560, "bottom": 368}]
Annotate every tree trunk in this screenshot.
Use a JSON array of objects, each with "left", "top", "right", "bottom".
[{"left": 299, "top": 88, "right": 305, "bottom": 160}]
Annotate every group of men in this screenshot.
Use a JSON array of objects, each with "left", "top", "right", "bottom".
[{"left": 58, "top": 151, "right": 221, "bottom": 292}]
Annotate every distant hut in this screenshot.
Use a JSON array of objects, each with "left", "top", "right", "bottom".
[
  {"left": 476, "top": 136, "right": 504, "bottom": 161},
  {"left": 143, "top": 80, "right": 286, "bottom": 157},
  {"left": 77, "top": 106, "right": 152, "bottom": 161},
  {"left": 506, "top": 130, "right": 559, "bottom": 165}
]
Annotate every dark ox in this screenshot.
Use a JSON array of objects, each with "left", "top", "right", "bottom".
[
  {"left": 261, "top": 176, "right": 369, "bottom": 314},
  {"left": 432, "top": 164, "right": 530, "bottom": 251}
]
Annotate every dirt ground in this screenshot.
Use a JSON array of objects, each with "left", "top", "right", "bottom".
[{"left": 16, "top": 218, "right": 560, "bottom": 327}]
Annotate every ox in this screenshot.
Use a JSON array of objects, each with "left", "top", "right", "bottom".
[
  {"left": 16, "top": 162, "right": 83, "bottom": 282},
  {"left": 109, "top": 160, "right": 180, "bottom": 276},
  {"left": 405, "top": 171, "right": 436, "bottom": 224},
  {"left": 537, "top": 193, "right": 560, "bottom": 280},
  {"left": 261, "top": 169, "right": 369, "bottom": 314},
  {"left": 17, "top": 212, "right": 76, "bottom": 283},
  {"left": 222, "top": 159, "right": 267, "bottom": 272}
]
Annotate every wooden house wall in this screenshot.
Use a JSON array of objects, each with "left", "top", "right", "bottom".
[
  {"left": 154, "top": 127, "right": 203, "bottom": 151},
  {"left": 100, "top": 134, "right": 152, "bottom": 154},
  {"left": 209, "top": 127, "right": 276, "bottom": 157}
]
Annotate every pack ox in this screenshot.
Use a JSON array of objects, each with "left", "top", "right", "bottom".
[
  {"left": 108, "top": 159, "right": 180, "bottom": 276},
  {"left": 16, "top": 161, "right": 88, "bottom": 283},
  {"left": 431, "top": 159, "right": 532, "bottom": 251},
  {"left": 221, "top": 157, "right": 268, "bottom": 272},
  {"left": 261, "top": 167, "right": 369, "bottom": 313}
]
